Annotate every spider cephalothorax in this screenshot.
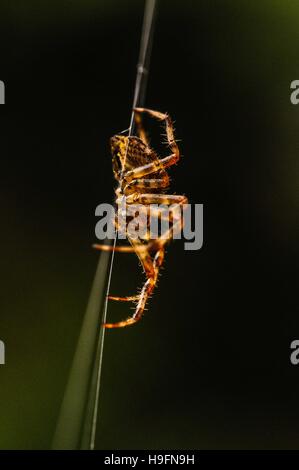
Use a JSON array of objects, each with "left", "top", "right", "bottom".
[
  {"left": 111, "top": 134, "right": 169, "bottom": 194},
  {"left": 94, "top": 108, "right": 187, "bottom": 328}
]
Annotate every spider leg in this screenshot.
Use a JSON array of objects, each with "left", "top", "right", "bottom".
[
  {"left": 125, "top": 193, "right": 188, "bottom": 206},
  {"left": 122, "top": 109, "right": 180, "bottom": 184},
  {"left": 124, "top": 193, "right": 184, "bottom": 245},
  {"left": 92, "top": 243, "right": 143, "bottom": 253},
  {"left": 149, "top": 213, "right": 184, "bottom": 251},
  {"left": 127, "top": 194, "right": 187, "bottom": 251},
  {"left": 105, "top": 234, "right": 154, "bottom": 306},
  {"left": 108, "top": 295, "right": 140, "bottom": 302},
  {"left": 126, "top": 217, "right": 182, "bottom": 321},
  {"left": 104, "top": 246, "right": 164, "bottom": 328},
  {"left": 122, "top": 154, "right": 179, "bottom": 183},
  {"left": 133, "top": 107, "right": 179, "bottom": 157},
  {"left": 148, "top": 205, "right": 184, "bottom": 244},
  {"left": 93, "top": 218, "right": 147, "bottom": 253},
  {"left": 123, "top": 175, "right": 169, "bottom": 194}
]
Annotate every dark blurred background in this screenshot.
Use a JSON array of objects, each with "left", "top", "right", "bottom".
[{"left": 0, "top": 0, "right": 298, "bottom": 449}]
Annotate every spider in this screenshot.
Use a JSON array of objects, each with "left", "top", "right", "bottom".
[{"left": 94, "top": 108, "right": 188, "bottom": 328}]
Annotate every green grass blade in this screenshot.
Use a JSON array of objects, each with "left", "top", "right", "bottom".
[{"left": 52, "top": 249, "right": 111, "bottom": 449}]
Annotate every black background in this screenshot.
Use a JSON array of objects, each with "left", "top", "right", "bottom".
[{"left": 0, "top": 0, "right": 298, "bottom": 449}]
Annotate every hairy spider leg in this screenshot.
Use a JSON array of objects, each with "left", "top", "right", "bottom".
[
  {"left": 104, "top": 247, "right": 164, "bottom": 328},
  {"left": 121, "top": 108, "right": 180, "bottom": 185},
  {"left": 125, "top": 193, "right": 187, "bottom": 206},
  {"left": 104, "top": 232, "right": 157, "bottom": 318},
  {"left": 107, "top": 234, "right": 154, "bottom": 304},
  {"left": 123, "top": 175, "right": 170, "bottom": 194},
  {"left": 107, "top": 238, "right": 151, "bottom": 303},
  {"left": 107, "top": 295, "right": 140, "bottom": 302},
  {"left": 133, "top": 107, "right": 179, "bottom": 156},
  {"left": 144, "top": 196, "right": 187, "bottom": 252}
]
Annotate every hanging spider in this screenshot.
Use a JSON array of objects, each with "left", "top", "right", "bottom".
[{"left": 94, "top": 108, "right": 188, "bottom": 328}]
